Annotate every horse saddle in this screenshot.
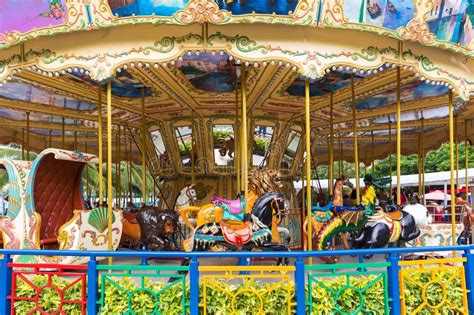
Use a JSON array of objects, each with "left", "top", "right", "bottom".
[
  {"left": 123, "top": 211, "right": 138, "bottom": 224},
  {"left": 221, "top": 221, "right": 252, "bottom": 248},
  {"left": 370, "top": 210, "right": 403, "bottom": 221},
  {"left": 311, "top": 201, "right": 333, "bottom": 212},
  {"left": 211, "top": 196, "right": 242, "bottom": 215}
]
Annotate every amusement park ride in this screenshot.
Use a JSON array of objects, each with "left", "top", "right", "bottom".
[{"left": 0, "top": 0, "right": 473, "bottom": 314}]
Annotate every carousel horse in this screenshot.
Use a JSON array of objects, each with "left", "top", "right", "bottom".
[
  {"left": 121, "top": 184, "right": 197, "bottom": 246},
  {"left": 304, "top": 175, "right": 430, "bottom": 262},
  {"left": 180, "top": 168, "right": 285, "bottom": 243},
  {"left": 180, "top": 191, "right": 290, "bottom": 268},
  {"left": 136, "top": 207, "right": 179, "bottom": 251}
]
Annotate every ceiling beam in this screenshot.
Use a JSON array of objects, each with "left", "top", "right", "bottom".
[{"left": 0, "top": 118, "right": 97, "bottom": 132}]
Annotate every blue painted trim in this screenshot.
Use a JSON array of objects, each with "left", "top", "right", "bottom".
[
  {"left": 189, "top": 257, "right": 199, "bottom": 315},
  {"left": 294, "top": 257, "right": 306, "bottom": 315},
  {"left": 87, "top": 257, "right": 98, "bottom": 315},
  {"left": 0, "top": 254, "right": 12, "bottom": 314},
  {"left": 387, "top": 253, "right": 400, "bottom": 315},
  {"left": 0, "top": 244, "right": 469, "bottom": 258},
  {"left": 463, "top": 249, "right": 474, "bottom": 312}
]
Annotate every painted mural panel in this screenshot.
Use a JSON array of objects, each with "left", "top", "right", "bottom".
[
  {"left": 216, "top": 0, "right": 299, "bottom": 15},
  {"left": 343, "top": 0, "right": 415, "bottom": 30},
  {"left": 67, "top": 70, "right": 152, "bottom": 98},
  {"left": 355, "top": 81, "right": 448, "bottom": 109},
  {"left": 108, "top": 0, "right": 189, "bottom": 17},
  {"left": 0, "top": 81, "right": 95, "bottom": 111},
  {"left": 178, "top": 53, "right": 235, "bottom": 93},
  {"left": 0, "top": 0, "right": 66, "bottom": 36},
  {"left": 286, "top": 71, "right": 365, "bottom": 97},
  {"left": 426, "top": 0, "right": 474, "bottom": 46}
]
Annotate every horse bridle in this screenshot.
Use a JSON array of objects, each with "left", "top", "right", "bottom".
[{"left": 271, "top": 194, "right": 289, "bottom": 218}]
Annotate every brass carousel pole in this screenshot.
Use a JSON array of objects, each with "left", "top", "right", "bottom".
[
  {"left": 26, "top": 112, "right": 30, "bottom": 160},
  {"left": 98, "top": 84, "right": 104, "bottom": 207},
  {"left": 421, "top": 118, "right": 425, "bottom": 203},
  {"left": 449, "top": 91, "right": 456, "bottom": 247},
  {"left": 191, "top": 111, "right": 195, "bottom": 185},
  {"left": 305, "top": 79, "right": 312, "bottom": 262},
  {"left": 106, "top": 81, "right": 113, "bottom": 257},
  {"left": 74, "top": 131, "right": 77, "bottom": 151},
  {"left": 235, "top": 86, "right": 240, "bottom": 194},
  {"left": 141, "top": 87, "right": 147, "bottom": 206},
  {"left": 62, "top": 117, "right": 65, "bottom": 149},
  {"left": 117, "top": 127, "right": 121, "bottom": 209},
  {"left": 338, "top": 133, "right": 343, "bottom": 177},
  {"left": 389, "top": 117, "right": 393, "bottom": 194},
  {"left": 371, "top": 130, "right": 374, "bottom": 176},
  {"left": 418, "top": 135, "right": 422, "bottom": 197},
  {"left": 396, "top": 66, "right": 401, "bottom": 206},
  {"left": 465, "top": 120, "right": 469, "bottom": 201},
  {"left": 329, "top": 92, "right": 334, "bottom": 195},
  {"left": 456, "top": 117, "right": 459, "bottom": 195},
  {"left": 129, "top": 137, "right": 133, "bottom": 205},
  {"left": 85, "top": 141, "right": 89, "bottom": 202},
  {"left": 241, "top": 64, "right": 249, "bottom": 215},
  {"left": 351, "top": 75, "right": 360, "bottom": 204},
  {"left": 21, "top": 128, "right": 25, "bottom": 160},
  {"left": 48, "top": 129, "right": 52, "bottom": 148}
]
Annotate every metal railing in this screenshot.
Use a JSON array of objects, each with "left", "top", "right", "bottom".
[{"left": 1, "top": 245, "right": 474, "bottom": 314}]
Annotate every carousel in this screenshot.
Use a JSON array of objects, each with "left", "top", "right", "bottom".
[{"left": 0, "top": 0, "right": 473, "bottom": 313}]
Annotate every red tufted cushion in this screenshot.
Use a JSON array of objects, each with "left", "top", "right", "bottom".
[{"left": 34, "top": 154, "right": 84, "bottom": 248}]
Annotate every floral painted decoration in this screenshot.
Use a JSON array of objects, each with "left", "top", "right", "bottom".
[{"left": 40, "top": 0, "right": 66, "bottom": 20}]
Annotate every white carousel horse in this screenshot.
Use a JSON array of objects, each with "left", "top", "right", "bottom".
[{"left": 175, "top": 184, "right": 197, "bottom": 211}]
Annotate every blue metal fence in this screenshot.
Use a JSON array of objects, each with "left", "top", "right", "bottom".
[{"left": 1, "top": 245, "right": 474, "bottom": 314}]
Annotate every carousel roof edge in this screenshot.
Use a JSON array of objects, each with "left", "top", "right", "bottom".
[{"left": 0, "top": 0, "right": 473, "bottom": 58}]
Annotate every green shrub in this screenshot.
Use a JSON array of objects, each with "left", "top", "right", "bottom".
[
  {"left": 308, "top": 274, "right": 386, "bottom": 315},
  {"left": 402, "top": 269, "right": 465, "bottom": 315}
]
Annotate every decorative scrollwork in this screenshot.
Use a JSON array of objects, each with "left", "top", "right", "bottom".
[
  {"left": 174, "top": 0, "right": 231, "bottom": 24},
  {"left": 399, "top": 19, "right": 435, "bottom": 44}
]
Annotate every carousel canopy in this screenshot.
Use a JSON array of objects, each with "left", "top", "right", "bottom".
[{"left": 0, "top": 0, "right": 472, "bottom": 179}]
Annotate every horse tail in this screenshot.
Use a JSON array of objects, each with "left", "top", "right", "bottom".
[{"left": 180, "top": 206, "right": 201, "bottom": 230}]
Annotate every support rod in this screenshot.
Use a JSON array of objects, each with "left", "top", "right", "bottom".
[
  {"left": 389, "top": 117, "right": 393, "bottom": 195},
  {"left": 98, "top": 84, "right": 103, "bottom": 206},
  {"left": 449, "top": 91, "right": 456, "bottom": 247},
  {"left": 465, "top": 120, "right": 469, "bottom": 201},
  {"left": 62, "top": 117, "right": 65, "bottom": 149},
  {"left": 235, "top": 86, "right": 240, "bottom": 194},
  {"left": 26, "top": 112, "right": 30, "bottom": 160},
  {"left": 329, "top": 92, "right": 334, "bottom": 195},
  {"left": 241, "top": 65, "right": 249, "bottom": 214},
  {"left": 305, "top": 79, "right": 312, "bottom": 259},
  {"left": 351, "top": 75, "right": 360, "bottom": 204},
  {"left": 141, "top": 87, "right": 147, "bottom": 205},
  {"left": 106, "top": 81, "right": 113, "bottom": 255},
  {"left": 396, "top": 67, "right": 401, "bottom": 206}
]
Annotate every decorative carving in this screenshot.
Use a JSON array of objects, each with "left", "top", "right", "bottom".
[
  {"left": 399, "top": 19, "right": 435, "bottom": 44},
  {"left": 174, "top": 0, "right": 231, "bottom": 24}
]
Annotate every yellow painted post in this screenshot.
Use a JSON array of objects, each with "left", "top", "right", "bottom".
[
  {"left": 191, "top": 111, "right": 195, "bottom": 185},
  {"left": 85, "top": 141, "right": 89, "bottom": 200},
  {"left": 235, "top": 87, "right": 240, "bottom": 194},
  {"left": 117, "top": 126, "right": 121, "bottom": 209},
  {"left": 26, "top": 112, "right": 30, "bottom": 160},
  {"left": 305, "top": 80, "right": 312, "bottom": 260},
  {"left": 389, "top": 117, "right": 393, "bottom": 194},
  {"left": 351, "top": 75, "right": 360, "bottom": 204},
  {"left": 106, "top": 81, "right": 113, "bottom": 257},
  {"left": 448, "top": 91, "right": 456, "bottom": 247},
  {"left": 396, "top": 67, "right": 401, "bottom": 206},
  {"left": 74, "top": 131, "right": 77, "bottom": 151},
  {"left": 418, "top": 135, "right": 422, "bottom": 197},
  {"left": 129, "top": 137, "right": 133, "bottom": 204},
  {"left": 455, "top": 117, "right": 459, "bottom": 196},
  {"left": 62, "top": 117, "right": 65, "bottom": 149},
  {"left": 98, "top": 84, "right": 103, "bottom": 206},
  {"left": 371, "top": 130, "right": 374, "bottom": 176},
  {"left": 329, "top": 92, "right": 334, "bottom": 195},
  {"left": 465, "top": 120, "right": 469, "bottom": 201},
  {"left": 241, "top": 65, "right": 249, "bottom": 214},
  {"left": 338, "top": 133, "right": 342, "bottom": 177},
  {"left": 21, "top": 129, "right": 25, "bottom": 160},
  {"left": 141, "top": 87, "right": 147, "bottom": 205},
  {"left": 48, "top": 129, "right": 52, "bottom": 148},
  {"left": 421, "top": 119, "right": 425, "bottom": 203}
]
